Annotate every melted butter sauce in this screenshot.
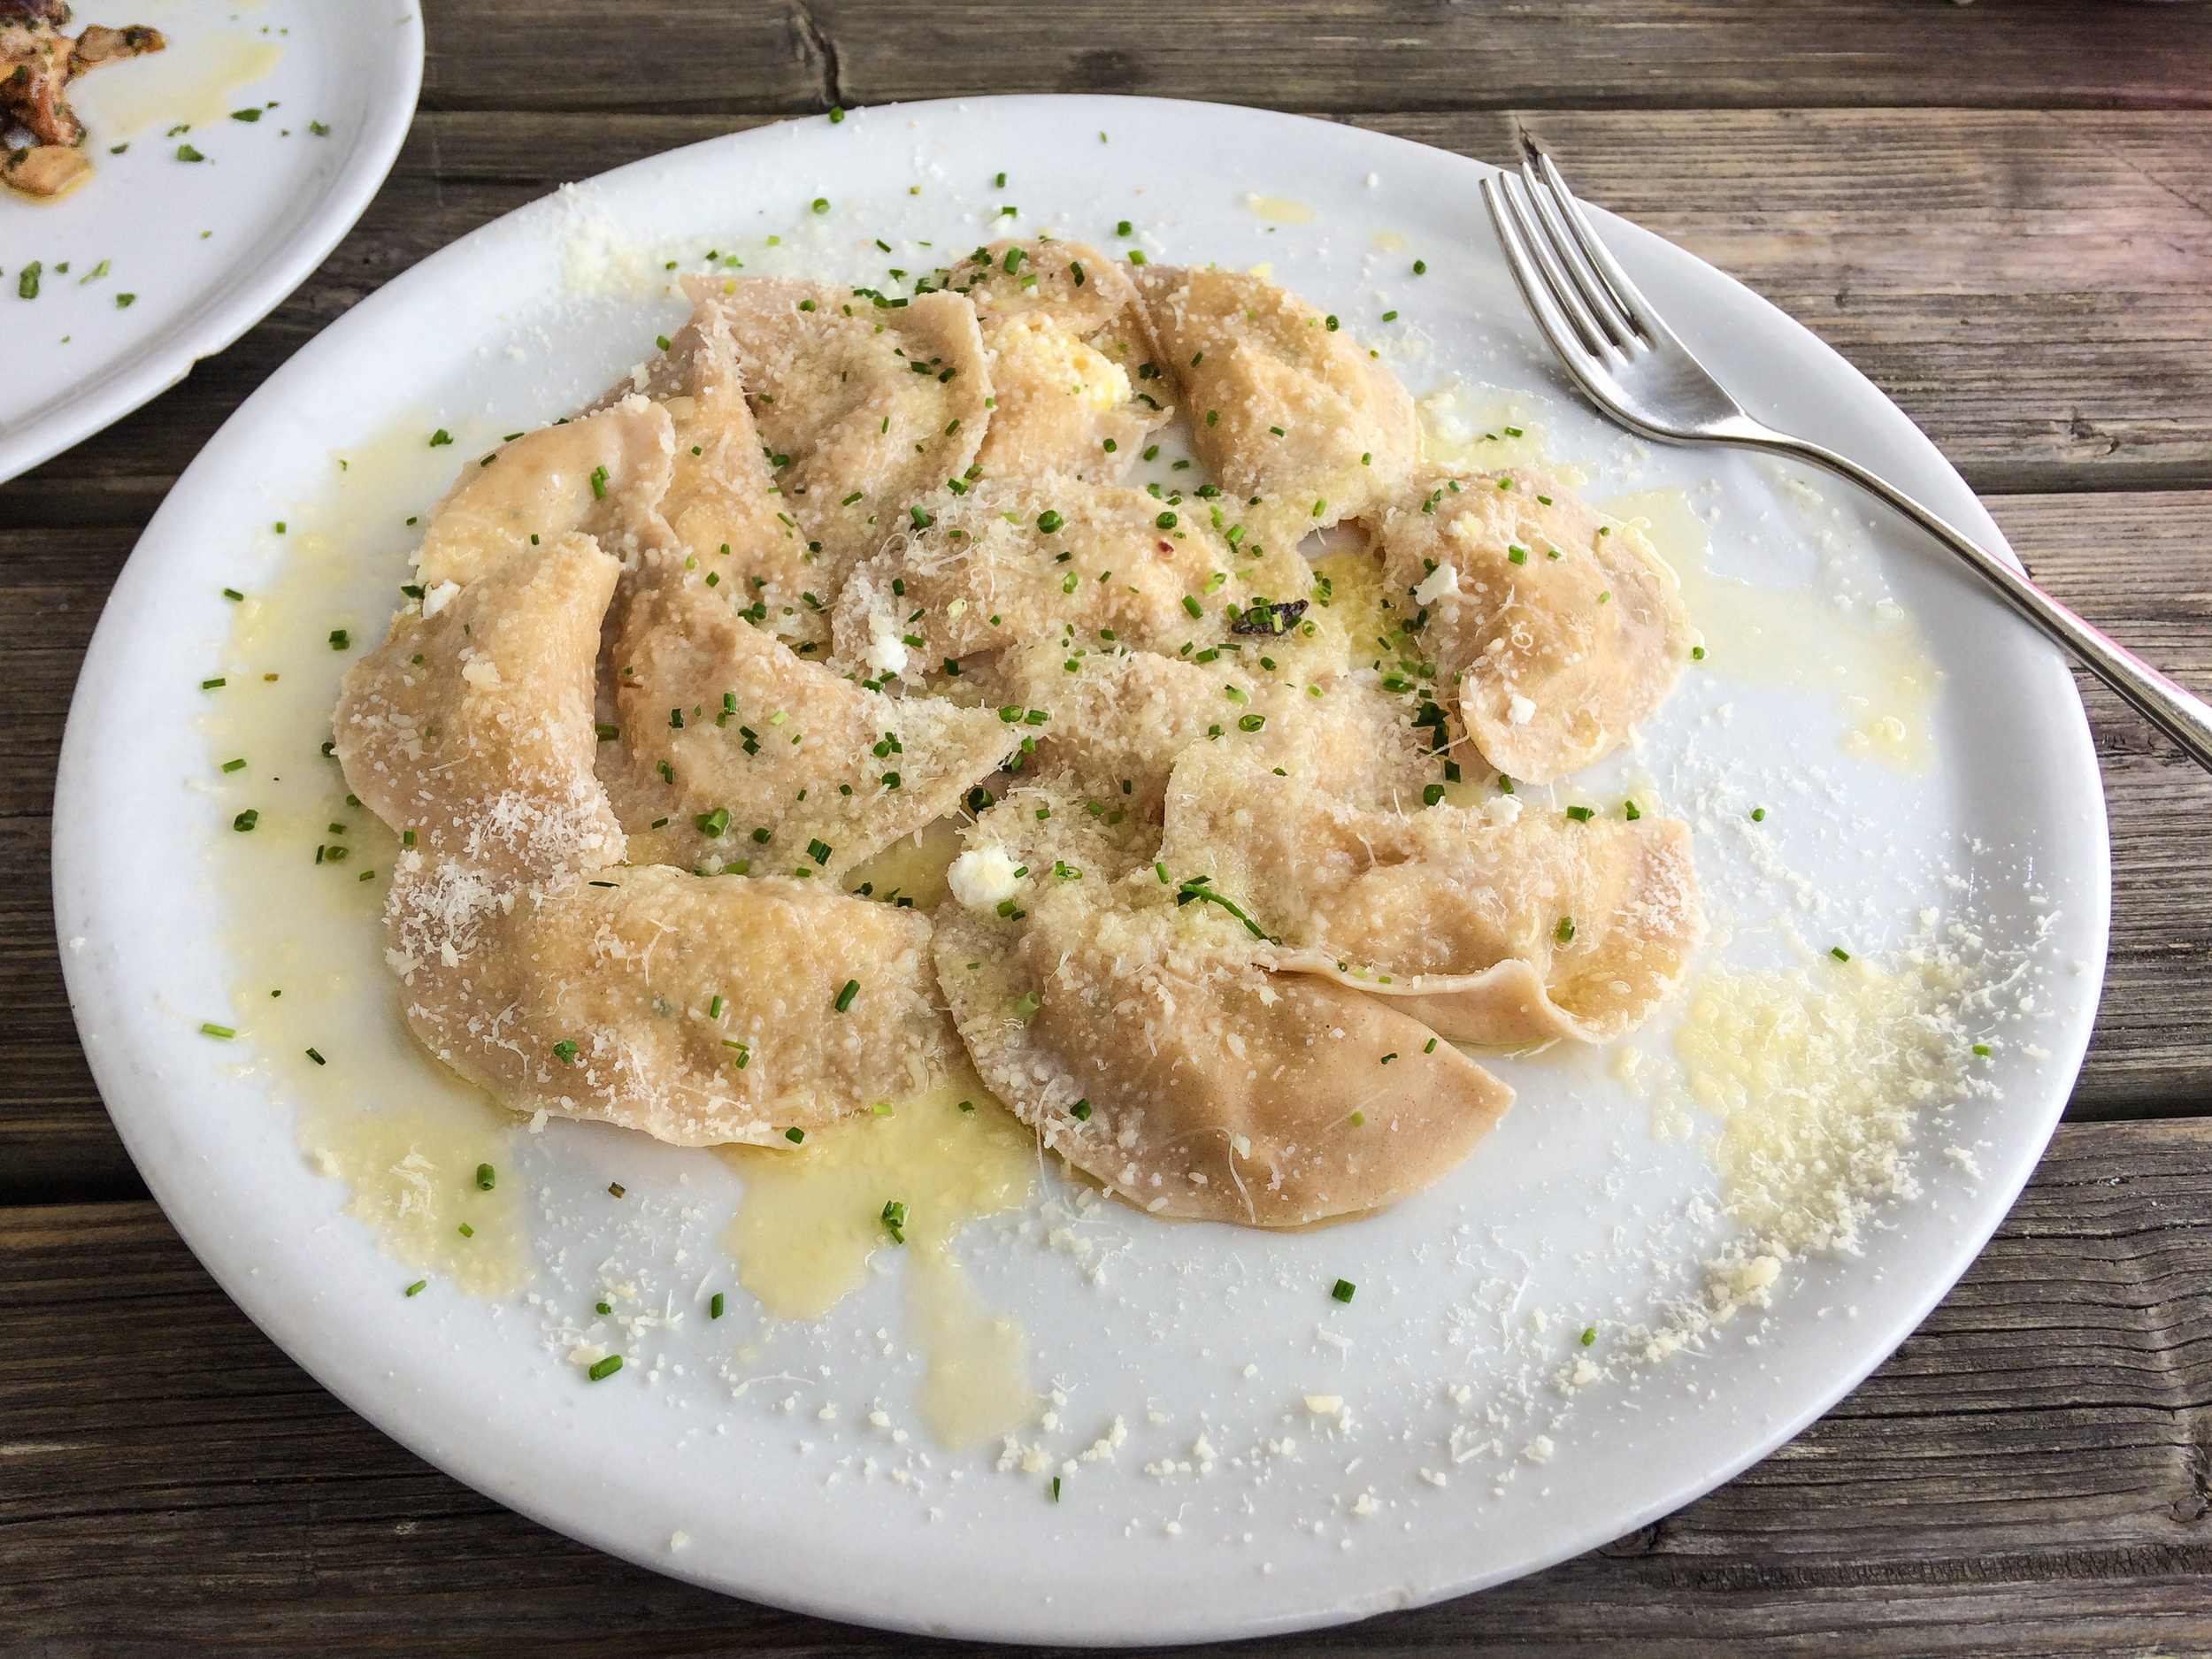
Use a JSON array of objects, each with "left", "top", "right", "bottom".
[
  {"left": 718, "top": 1074, "right": 1041, "bottom": 1448},
  {"left": 1417, "top": 381, "right": 1571, "bottom": 481},
  {"left": 1243, "top": 193, "right": 1315, "bottom": 226},
  {"left": 72, "top": 24, "right": 284, "bottom": 142},
  {"left": 841, "top": 815, "right": 962, "bottom": 909},
  {"left": 1608, "top": 486, "right": 1943, "bottom": 774},
  {"left": 202, "top": 418, "right": 535, "bottom": 1295}
]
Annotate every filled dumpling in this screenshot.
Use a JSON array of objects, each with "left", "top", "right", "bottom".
[
  {"left": 414, "top": 397, "right": 676, "bottom": 590},
  {"left": 1159, "top": 737, "right": 1703, "bottom": 1044},
  {"left": 933, "top": 798, "right": 1513, "bottom": 1226},
  {"left": 1375, "top": 468, "right": 1693, "bottom": 782},
  {"left": 691, "top": 276, "right": 990, "bottom": 600},
  {"left": 335, "top": 532, "right": 626, "bottom": 882},
  {"left": 386, "top": 864, "right": 957, "bottom": 1145},
  {"left": 1134, "top": 265, "right": 1417, "bottom": 552},
  {"left": 601, "top": 571, "right": 1010, "bottom": 879}
]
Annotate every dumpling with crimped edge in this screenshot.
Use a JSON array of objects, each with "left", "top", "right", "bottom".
[
  {"left": 1133, "top": 265, "right": 1417, "bottom": 551},
  {"left": 973, "top": 311, "right": 1167, "bottom": 483},
  {"left": 828, "top": 475, "right": 1306, "bottom": 679},
  {"left": 413, "top": 396, "right": 677, "bottom": 592},
  {"left": 335, "top": 532, "right": 625, "bottom": 882},
  {"left": 586, "top": 296, "right": 822, "bottom": 644},
  {"left": 384, "top": 863, "right": 957, "bottom": 1147},
  {"left": 686, "top": 275, "right": 990, "bottom": 598},
  {"left": 1375, "top": 467, "right": 1693, "bottom": 784},
  {"left": 1157, "top": 738, "right": 1704, "bottom": 1046},
  {"left": 972, "top": 634, "right": 1425, "bottom": 829},
  {"left": 598, "top": 572, "right": 1010, "bottom": 879},
  {"left": 944, "top": 240, "right": 1165, "bottom": 482},
  {"left": 933, "top": 795, "right": 1513, "bottom": 1227},
  {"left": 943, "top": 238, "right": 1142, "bottom": 337}
]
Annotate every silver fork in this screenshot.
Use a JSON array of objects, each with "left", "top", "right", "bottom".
[{"left": 1483, "top": 136, "right": 2212, "bottom": 775}]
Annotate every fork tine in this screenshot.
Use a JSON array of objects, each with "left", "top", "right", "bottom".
[
  {"left": 1519, "top": 157, "right": 1638, "bottom": 349},
  {"left": 1480, "top": 176, "right": 1621, "bottom": 411},
  {"left": 1519, "top": 134, "right": 1672, "bottom": 346},
  {"left": 1490, "top": 173, "right": 1615, "bottom": 364}
]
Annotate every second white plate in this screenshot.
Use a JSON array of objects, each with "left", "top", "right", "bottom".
[{"left": 0, "top": 0, "right": 420, "bottom": 483}]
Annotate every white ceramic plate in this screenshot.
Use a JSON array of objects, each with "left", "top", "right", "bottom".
[
  {"left": 0, "top": 0, "right": 420, "bottom": 484},
  {"left": 56, "top": 97, "right": 2109, "bottom": 1644}
]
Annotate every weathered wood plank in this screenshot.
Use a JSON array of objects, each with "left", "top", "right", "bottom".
[
  {"left": 4, "top": 106, "right": 2205, "bottom": 535},
  {"left": 416, "top": 1, "right": 2212, "bottom": 117},
  {"left": 1361, "top": 110, "right": 2212, "bottom": 496},
  {"left": 1989, "top": 491, "right": 2212, "bottom": 1118},
  {"left": 3, "top": 1119, "right": 2206, "bottom": 1653}
]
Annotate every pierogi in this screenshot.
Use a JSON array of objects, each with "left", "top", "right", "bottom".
[{"left": 335, "top": 250, "right": 1704, "bottom": 1228}]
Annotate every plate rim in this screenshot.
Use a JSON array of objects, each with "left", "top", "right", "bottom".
[
  {"left": 0, "top": 2, "right": 425, "bottom": 486},
  {"left": 52, "top": 93, "right": 2113, "bottom": 1644}
]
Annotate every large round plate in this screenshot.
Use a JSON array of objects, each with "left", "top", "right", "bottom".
[
  {"left": 55, "top": 97, "right": 2108, "bottom": 1643},
  {"left": 0, "top": 0, "right": 420, "bottom": 484}
]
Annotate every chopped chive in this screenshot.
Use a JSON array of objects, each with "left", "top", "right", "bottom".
[
  {"left": 588, "top": 1355, "right": 623, "bottom": 1381},
  {"left": 1623, "top": 800, "right": 1642, "bottom": 820},
  {"left": 1831, "top": 946, "right": 1851, "bottom": 962},
  {"left": 1565, "top": 805, "right": 1594, "bottom": 822},
  {"left": 786, "top": 1126, "right": 804, "bottom": 1143},
  {"left": 476, "top": 1163, "right": 495, "bottom": 1190},
  {"left": 834, "top": 979, "right": 860, "bottom": 1012},
  {"left": 552, "top": 1039, "right": 580, "bottom": 1064},
  {"left": 221, "top": 757, "right": 246, "bottom": 772},
  {"left": 304, "top": 1047, "right": 326, "bottom": 1065},
  {"left": 1348, "top": 1110, "right": 1366, "bottom": 1126},
  {"left": 590, "top": 465, "right": 609, "bottom": 499},
  {"left": 710, "top": 1292, "right": 726, "bottom": 1319},
  {"left": 1581, "top": 1325, "right": 1597, "bottom": 1348},
  {"left": 1332, "top": 1279, "right": 1356, "bottom": 1303},
  {"left": 233, "top": 810, "right": 258, "bottom": 831},
  {"left": 1070, "top": 1099, "right": 1092, "bottom": 1122},
  {"left": 881, "top": 1199, "right": 909, "bottom": 1242},
  {"left": 1973, "top": 1044, "right": 1993, "bottom": 1057},
  {"left": 1425, "top": 1037, "right": 1439, "bottom": 1053},
  {"left": 405, "top": 1279, "right": 427, "bottom": 1297},
  {"left": 200, "top": 1022, "right": 235, "bottom": 1040},
  {"left": 202, "top": 677, "right": 226, "bottom": 689}
]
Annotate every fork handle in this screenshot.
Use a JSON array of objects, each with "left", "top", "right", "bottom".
[{"left": 1714, "top": 418, "right": 2212, "bottom": 775}]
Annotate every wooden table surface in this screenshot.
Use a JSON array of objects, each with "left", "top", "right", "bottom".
[{"left": 8, "top": 4, "right": 2212, "bottom": 1653}]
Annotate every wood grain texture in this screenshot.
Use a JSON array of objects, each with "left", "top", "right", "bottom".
[
  {"left": 4, "top": 106, "right": 2205, "bottom": 537},
  {"left": 3, "top": 1119, "right": 2206, "bottom": 1655},
  {"left": 414, "top": 1, "right": 2212, "bottom": 117},
  {"left": 0, "top": 489, "right": 2206, "bottom": 1202}
]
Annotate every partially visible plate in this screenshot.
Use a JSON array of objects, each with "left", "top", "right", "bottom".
[
  {"left": 0, "top": 0, "right": 420, "bottom": 483},
  {"left": 55, "top": 97, "right": 2109, "bottom": 1643}
]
